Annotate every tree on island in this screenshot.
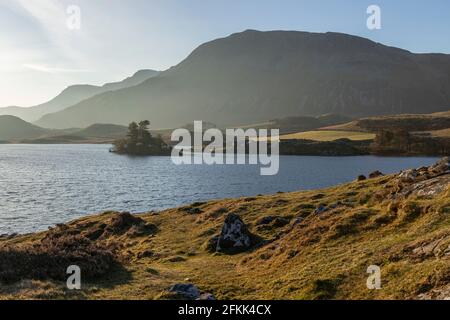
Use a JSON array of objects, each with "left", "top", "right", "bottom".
[{"left": 112, "top": 120, "right": 171, "bottom": 155}]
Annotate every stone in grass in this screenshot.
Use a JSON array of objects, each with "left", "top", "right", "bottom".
[
  {"left": 207, "top": 213, "right": 260, "bottom": 254},
  {"left": 314, "top": 204, "right": 328, "bottom": 215},
  {"left": 197, "top": 293, "right": 216, "bottom": 300},
  {"left": 369, "top": 170, "right": 384, "bottom": 179},
  {"left": 165, "top": 284, "right": 216, "bottom": 300},
  {"left": 357, "top": 175, "right": 367, "bottom": 181},
  {"left": 168, "top": 284, "right": 201, "bottom": 300},
  {"left": 428, "top": 157, "right": 449, "bottom": 175}
]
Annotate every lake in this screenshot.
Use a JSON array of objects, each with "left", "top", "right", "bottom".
[{"left": 0, "top": 144, "right": 439, "bottom": 234}]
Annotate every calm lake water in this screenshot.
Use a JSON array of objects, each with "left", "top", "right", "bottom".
[{"left": 0, "top": 144, "right": 439, "bottom": 234}]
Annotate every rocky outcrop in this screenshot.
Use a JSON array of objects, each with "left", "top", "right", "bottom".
[
  {"left": 376, "top": 158, "right": 450, "bottom": 201},
  {"left": 207, "top": 213, "right": 259, "bottom": 254},
  {"left": 418, "top": 284, "right": 450, "bottom": 300},
  {"left": 429, "top": 157, "right": 449, "bottom": 175}
]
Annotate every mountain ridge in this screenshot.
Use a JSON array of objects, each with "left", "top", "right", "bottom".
[
  {"left": 0, "top": 69, "right": 159, "bottom": 122},
  {"left": 35, "top": 30, "right": 450, "bottom": 129}
]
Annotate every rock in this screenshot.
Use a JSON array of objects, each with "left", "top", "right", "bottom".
[
  {"left": 197, "top": 293, "right": 216, "bottom": 300},
  {"left": 399, "top": 169, "right": 418, "bottom": 183},
  {"left": 314, "top": 204, "right": 327, "bottom": 214},
  {"left": 168, "top": 284, "right": 201, "bottom": 300},
  {"left": 182, "top": 207, "right": 203, "bottom": 214},
  {"left": 428, "top": 157, "right": 449, "bottom": 175},
  {"left": 208, "top": 213, "right": 257, "bottom": 254},
  {"left": 418, "top": 283, "right": 450, "bottom": 300},
  {"left": 357, "top": 175, "right": 367, "bottom": 181},
  {"left": 291, "top": 217, "right": 304, "bottom": 226},
  {"left": 369, "top": 170, "right": 384, "bottom": 178}
]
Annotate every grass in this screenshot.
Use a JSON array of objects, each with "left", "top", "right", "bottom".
[
  {"left": 0, "top": 167, "right": 448, "bottom": 300},
  {"left": 426, "top": 128, "right": 450, "bottom": 138},
  {"left": 279, "top": 130, "right": 375, "bottom": 141}
]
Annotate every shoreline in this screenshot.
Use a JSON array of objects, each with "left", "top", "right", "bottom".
[{"left": 0, "top": 141, "right": 447, "bottom": 157}]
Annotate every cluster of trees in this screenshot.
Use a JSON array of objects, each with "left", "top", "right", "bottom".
[
  {"left": 371, "top": 129, "right": 449, "bottom": 156},
  {"left": 371, "top": 129, "right": 411, "bottom": 154},
  {"left": 112, "top": 120, "right": 171, "bottom": 155}
]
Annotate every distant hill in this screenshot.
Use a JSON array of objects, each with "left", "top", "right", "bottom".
[
  {"left": 0, "top": 115, "right": 129, "bottom": 143},
  {"left": 0, "top": 70, "right": 159, "bottom": 123},
  {"left": 35, "top": 30, "right": 450, "bottom": 129},
  {"left": 73, "top": 124, "right": 128, "bottom": 138},
  {"left": 0, "top": 115, "right": 49, "bottom": 140}
]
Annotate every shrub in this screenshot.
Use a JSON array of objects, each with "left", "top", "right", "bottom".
[{"left": 0, "top": 234, "right": 116, "bottom": 284}]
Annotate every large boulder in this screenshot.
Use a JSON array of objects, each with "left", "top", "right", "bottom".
[
  {"left": 207, "top": 213, "right": 258, "bottom": 254},
  {"left": 399, "top": 169, "right": 419, "bottom": 183},
  {"left": 429, "top": 157, "right": 449, "bottom": 175},
  {"left": 397, "top": 158, "right": 449, "bottom": 185}
]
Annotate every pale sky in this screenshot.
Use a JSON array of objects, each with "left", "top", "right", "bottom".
[{"left": 0, "top": 0, "right": 449, "bottom": 107}]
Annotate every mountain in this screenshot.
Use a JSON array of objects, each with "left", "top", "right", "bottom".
[
  {"left": 19, "top": 124, "right": 129, "bottom": 144},
  {"left": 73, "top": 123, "right": 128, "bottom": 138},
  {"left": 0, "top": 70, "right": 159, "bottom": 123},
  {"left": 35, "top": 30, "right": 450, "bottom": 129},
  {"left": 0, "top": 115, "right": 50, "bottom": 141},
  {"left": 0, "top": 114, "right": 129, "bottom": 143}
]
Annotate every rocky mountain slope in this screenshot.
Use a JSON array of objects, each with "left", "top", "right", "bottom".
[
  {"left": 36, "top": 30, "right": 450, "bottom": 129},
  {"left": 0, "top": 158, "right": 448, "bottom": 300},
  {"left": 0, "top": 70, "right": 159, "bottom": 123}
]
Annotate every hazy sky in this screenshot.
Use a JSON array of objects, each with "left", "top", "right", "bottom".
[{"left": 1, "top": 0, "right": 449, "bottom": 107}]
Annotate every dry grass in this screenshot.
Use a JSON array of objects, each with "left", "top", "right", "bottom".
[
  {"left": 279, "top": 130, "right": 375, "bottom": 141},
  {"left": 426, "top": 128, "right": 450, "bottom": 138}
]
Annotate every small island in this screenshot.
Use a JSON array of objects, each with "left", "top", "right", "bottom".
[{"left": 111, "top": 120, "right": 171, "bottom": 155}]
